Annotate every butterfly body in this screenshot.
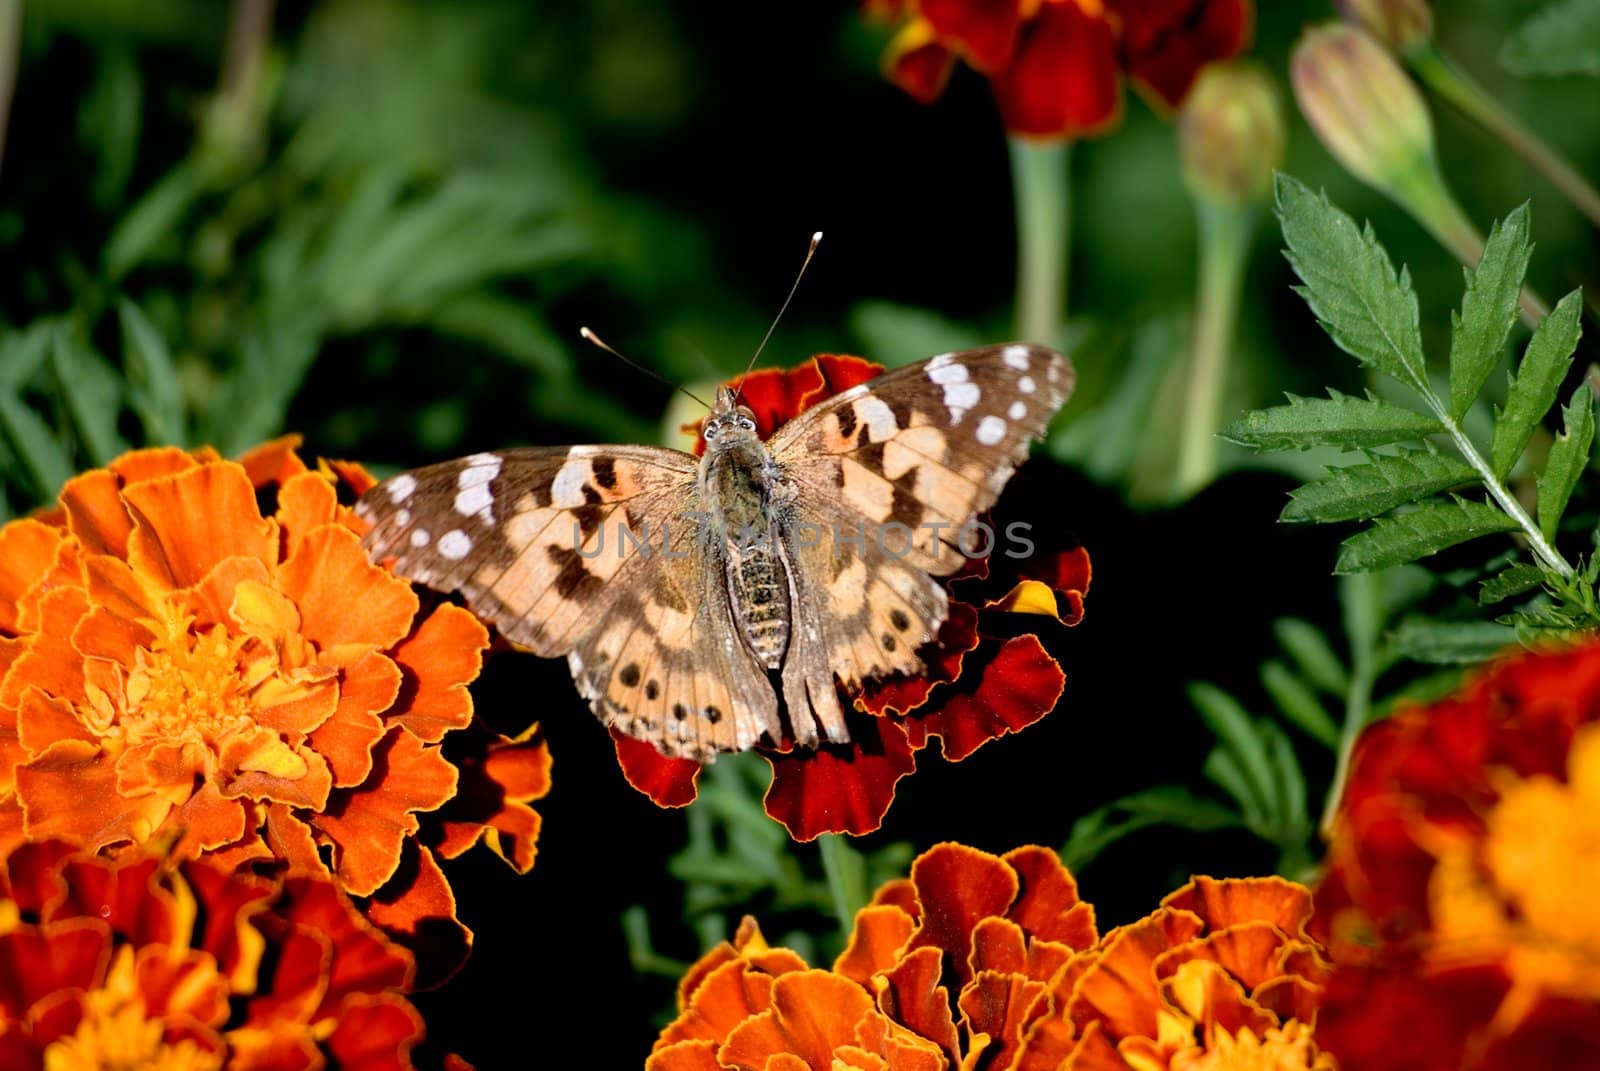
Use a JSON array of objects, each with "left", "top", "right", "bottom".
[{"left": 356, "top": 344, "right": 1074, "bottom": 762}]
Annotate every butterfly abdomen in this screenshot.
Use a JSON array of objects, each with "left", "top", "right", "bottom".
[{"left": 729, "top": 548, "right": 789, "bottom": 669}]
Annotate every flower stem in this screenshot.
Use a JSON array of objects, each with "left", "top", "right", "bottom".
[
  {"left": 1408, "top": 41, "right": 1600, "bottom": 233},
  {"left": 1009, "top": 138, "right": 1071, "bottom": 346},
  {"left": 1320, "top": 572, "right": 1380, "bottom": 835},
  {"left": 0, "top": 0, "right": 20, "bottom": 182},
  {"left": 817, "top": 833, "right": 868, "bottom": 937},
  {"left": 1174, "top": 200, "right": 1254, "bottom": 498}
]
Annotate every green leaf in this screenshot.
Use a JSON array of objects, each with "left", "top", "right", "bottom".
[
  {"left": 1538, "top": 385, "right": 1595, "bottom": 542},
  {"left": 1189, "top": 683, "right": 1277, "bottom": 824},
  {"left": 1449, "top": 205, "right": 1532, "bottom": 421},
  {"left": 1263, "top": 720, "right": 1310, "bottom": 838},
  {"left": 1222, "top": 392, "right": 1441, "bottom": 452},
  {"left": 50, "top": 331, "right": 127, "bottom": 466},
  {"left": 1336, "top": 499, "right": 1520, "bottom": 573},
  {"left": 1060, "top": 786, "right": 1241, "bottom": 873},
  {"left": 1387, "top": 618, "right": 1521, "bottom": 663},
  {"left": 1203, "top": 750, "right": 1267, "bottom": 827},
  {"left": 1260, "top": 660, "right": 1341, "bottom": 748},
  {"left": 0, "top": 322, "right": 55, "bottom": 389},
  {"left": 1274, "top": 175, "right": 1427, "bottom": 393},
  {"left": 1272, "top": 617, "right": 1348, "bottom": 694},
  {"left": 1480, "top": 563, "right": 1546, "bottom": 604},
  {"left": 0, "top": 393, "right": 73, "bottom": 503},
  {"left": 1281, "top": 449, "right": 1476, "bottom": 523},
  {"left": 118, "top": 300, "right": 184, "bottom": 446},
  {"left": 1502, "top": 0, "right": 1600, "bottom": 77},
  {"left": 1491, "top": 290, "right": 1584, "bottom": 478}
]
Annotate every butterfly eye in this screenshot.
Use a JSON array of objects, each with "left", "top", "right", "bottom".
[
  {"left": 703, "top": 421, "right": 719, "bottom": 440},
  {"left": 739, "top": 417, "right": 756, "bottom": 431}
]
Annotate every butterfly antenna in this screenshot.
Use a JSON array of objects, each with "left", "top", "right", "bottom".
[
  {"left": 734, "top": 230, "right": 823, "bottom": 403},
  {"left": 580, "top": 326, "right": 710, "bottom": 410}
]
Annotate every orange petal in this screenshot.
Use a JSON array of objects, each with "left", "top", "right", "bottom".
[
  {"left": 279, "top": 875, "right": 414, "bottom": 1011},
  {"left": 279, "top": 525, "right": 419, "bottom": 654},
  {"left": 835, "top": 904, "right": 917, "bottom": 986},
  {"left": 1158, "top": 958, "right": 1278, "bottom": 1041},
  {"left": 59, "top": 469, "right": 135, "bottom": 558},
  {"left": 133, "top": 942, "right": 231, "bottom": 1025},
  {"left": 658, "top": 957, "right": 783, "bottom": 1050},
  {"left": 957, "top": 970, "right": 1047, "bottom": 1071},
  {"left": 187, "top": 556, "right": 273, "bottom": 633},
  {"left": 1004, "top": 845, "right": 1096, "bottom": 949},
  {"left": 109, "top": 445, "right": 204, "bottom": 486},
  {"left": 1162, "top": 875, "right": 1313, "bottom": 938},
  {"left": 182, "top": 860, "right": 275, "bottom": 992},
  {"left": 0, "top": 520, "right": 72, "bottom": 632},
  {"left": 386, "top": 604, "right": 488, "bottom": 743},
  {"left": 720, "top": 969, "right": 874, "bottom": 1071},
  {"left": 1154, "top": 919, "right": 1290, "bottom": 993},
  {"left": 877, "top": 946, "right": 960, "bottom": 1063},
  {"left": 172, "top": 781, "right": 250, "bottom": 856},
  {"left": 324, "top": 993, "right": 425, "bottom": 1071},
  {"left": 235, "top": 435, "right": 309, "bottom": 488},
  {"left": 77, "top": 557, "right": 160, "bottom": 664},
  {"left": 17, "top": 691, "right": 96, "bottom": 754},
  {"left": 0, "top": 917, "right": 112, "bottom": 1008},
  {"left": 1, "top": 587, "right": 91, "bottom": 710},
  {"left": 365, "top": 842, "right": 469, "bottom": 990},
  {"left": 430, "top": 720, "right": 551, "bottom": 872},
  {"left": 971, "top": 916, "right": 1028, "bottom": 978},
  {"left": 124, "top": 462, "right": 278, "bottom": 591},
  {"left": 647, "top": 1039, "right": 723, "bottom": 1071},
  {"left": 312, "top": 728, "right": 459, "bottom": 897},
  {"left": 907, "top": 843, "right": 1019, "bottom": 986},
  {"left": 851, "top": 1010, "right": 948, "bottom": 1071},
  {"left": 18, "top": 740, "right": 173, "bottom": 849},
  {"left": 217, "top": 728, "right": 334, "bottom": 811},
  {"left": 275, "top": 471, "right": 340, "bottom": 558},
  {"left": 1067, "top": 908, "right": 1205, "bottom": 1041},
  {"left": 312, "top": 652, "right": 400, "bottom": 788}
]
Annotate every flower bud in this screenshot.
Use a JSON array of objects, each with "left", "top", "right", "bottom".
[
  {"left": 1292, "top": 23, "right": 1436, "bottom": 198},
  {"left": 1334, "top": 0, "right": 1433, "bottom": 54},
  {"left": 1179, "top": 62, "right": 1285, "bottom": 208}
]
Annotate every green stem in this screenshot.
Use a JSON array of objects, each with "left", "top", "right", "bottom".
[
  {"left": 1408, "top": 42, "right": 1600, "bottom": 233},
  {"left": 1009, "top": 138, "right": 1071, "bottom": 346},
  {"left": 817, "top": 834, "right": 867, "bottom": 938},
  {"left": 1320, "top": 572, "right": 1380, "bottom": 835},
  {"left": 0, "top": 0, "right": 20, "bottom": 182},
  {"left": 1437, "top": 405, "right": 1573, "bottom": 577},
  {"left": 1174, "top": 200, "right": 1254, "bottom": 498}
]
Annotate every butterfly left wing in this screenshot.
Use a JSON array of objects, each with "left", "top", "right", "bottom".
[{"left": 769, "top": 343, "right": 1073, "bottom": 715}]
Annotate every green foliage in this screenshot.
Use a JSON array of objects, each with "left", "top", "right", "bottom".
[
  {"left": 1502, "top": 0, "right": 1600, "bottom": 77},
  {"left": 1228, "top": 176, "right": 1597, "bottom": 637}
]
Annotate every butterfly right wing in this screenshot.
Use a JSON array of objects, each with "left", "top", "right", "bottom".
[{"left": 356, "top": 446, "right": 780, "bottom": 759}]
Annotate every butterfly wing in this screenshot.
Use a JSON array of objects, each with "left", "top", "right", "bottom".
[
  {"left": 769, "top": 344, "right": 1073, "bottom": 726},
  {"left": 356, "top": 446, "right": 780, "bottom": 759}
]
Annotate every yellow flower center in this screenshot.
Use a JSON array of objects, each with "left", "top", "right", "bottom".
[
  {"left": 1174, "top": 1021, "right": 1334, "bottom": 1071},
  {"left": 42, "top": 949, "right": 224, "bottom": 1071},
  {"left": 122, "top": 616, "right": 253, "bottom": 746}
]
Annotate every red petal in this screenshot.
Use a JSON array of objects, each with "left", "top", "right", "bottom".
[
  {"left": 691, "top": 355, "right": 886, "bottom": 454},
  {"left": 324, "top": 994, "right": 425, "bottom": 1071},
  {"left": 613, "top": 728, "right": 703, "bottom": 808},
  {"left": 761, "top": 714, "right": 917, "bottom": 840},
  {"left": 903, "top": 635, "right": 1065, "bottom": 762},
  {"left": 906, "top": 843, "right": 1018, "bottom": 986},
  {"left": 1315, "top": 962, "right": 1507, "bottom": 1071},
  {"left": 957, "top": 970, "right": 1046, "bottom": 1071},
  {"left": 858, "top": 601, "right": 980, "bottom": 718},
  {"left": 0, "top": 919, "right": 110, "bottom": 1015},
  {"left": 887, "top": 33, "right": 956, "bottom": 106},
  {"left": 1003, "top": 845, "right": 1097, "bottom": 949},
  {"left": 1109, "top": 0, "right": 1255, "bottom": 109},
  {"left": 991, "top": 1, "right": 1122, "bottom": 139},
  {"left": 921, "top": 0, "right": 1025, "bottom": 71}
]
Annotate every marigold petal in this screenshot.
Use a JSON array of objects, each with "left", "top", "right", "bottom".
[
  {"left": 313, "top": 728, "right": 459, "bottom": 897},
  {"left": 430, "top": 720, "right": 550, "bottom": 872},
  {"left": 761, "top": 713, "right": 917, "bottom": 840},
  {"left": 182, "top": 862, "right": 274, "bottom": 991},
  {"left": 858, "top": 601, "right": 980, "bottom": 718},
  {"left": 612, "top": 727, "right": 702, "bottom": 808},
  {"left": 1111, "top": 0, "right": 1254, "bottom": 109},
  {"left": 870, "top": 879, "right": 920, "bottom": 916},
  {"left": 18, "top": 740, "right": 172, "bottom": 849},
  {"left": 971, "top": 916, "right": 1028, "bottom": 977},
  {"left": 109, "top": 445, "right": 205, "bottom": 486},
  {"left": 884, "top": 21, "right": 956, "bottom": 105},
  {"left": 1003, "top": 845, "right": 1097, "bottom": 949},
  {"left": 2, "top": 587, "right": 91, "bottom": 711},
  {"left": 387, "top": 604, "right": 488, "bottom": 743},
  {"left": 877, "top": 945, "right": 960, "bottom": 1062},
  {"left": 311, "top": 652, "right": 399, "bottom": 789},
  {"left": 990, "top": 0, "right": 1122, "bottom": 139},
  {"left": 17, "top": 691, "right": 95, "bottom": 754},
  {"left": 835, "top": 904, "right": 917, "bottom": 987},
  {"left": 904, "top": 634, "right": 1064, "bottom": 763},
  {"left": 58, "top": 469, "right": 134, "bottom": 560},
  {"left": 172, "top": 781, "right": 250, "bottom": 856},
  {"left": 904, "top": 843, "right": 1019, "bottom": 986},
  {"left": 646, "top": 1039, "right": 723, "bottom": 1071},
  {"left": 720, "top": 969, "right": 874, "bottom": 1071},
  {"left": 263, "top": 803, "right": 324, "bottom": 876},
  {"left": 1154, "top": 919, "right": 1291, "bottom": 993},
  {"left": 921, "top": 0, "right": 1024, "bottom": 71},
  {"left": 0, "top": 918, "right": 110, "bottom": 1015},
  {"left": 658, "top": 957, "right": 784, "bottom": 1050},
  {"left": 182, "top": 555, "right": 272, "bottom": 632},
  {"left": 1315, "top": 962, "right": 1506, "bottom": 1071},
  {"left": 133, "top": 943, "right": 231, "bottom": 1026},
  {"left": 958, "top": 970, "right": 1047, "bottom": 1071},
  {"left": 851, "top": 1010, "right": 948, "bottom": 1071},
  {"left": 279, "top": 525, "right": 419, "bottom": 653},
  {"left": 1162, "top": 875, "right": 1313, "bottom": 938},
  {"left": 1161, "top": 957, "right": 1279, "bottom": 1040},
  {"left": 280, "top": 876, "right": 415, "bottom": 1010},
  {"left": 0, "top": 520, "right": 72, "bottom": 632},
  {"left": 217, "top": 728, "right": 334, "bottom": 811},
  {"left": 324, "top": 993, "right": 424, "bottom": 1071},
  {"left": 123, "top": 462, "right": 277, "bottom": 591},
  {"left": 235, "top": 435, "right": 309, "bottom": 489},
  {"left": 1067, "top": 908, "right": 1205, "bottom": 1040},
  {"left": 275, "top": 471, "right": 340, "bottom": 559},
  {"left": 364, "top": 843, "right": 468, "bottom": 990}
]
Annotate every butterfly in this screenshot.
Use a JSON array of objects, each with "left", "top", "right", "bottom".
[{"left": 355, "top": 343, "right": 1074, "bottom": 762}]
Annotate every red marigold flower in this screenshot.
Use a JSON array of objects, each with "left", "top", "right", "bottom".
[
  {"left": 1315, "top": 640, "right": 1600, "bottom": 1071},
  {"left": 873, "top": 0, "right": 1254, "bottom": 139},
  {"left": 0, "top": 439, "right": 550, "bottom": 983},
  {"left": 0, "top": 839, "right": 427, "bottom": 1070},
  {"left": 649, "top": 842, "right": 1333, "bottom": 1069},
  {"left": 613, "top": 357, "right": 1090, "bottom": 840}
]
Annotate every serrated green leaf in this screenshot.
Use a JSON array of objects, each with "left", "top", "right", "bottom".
[
  {"left": 1336, "top": 500, "right": 1520, "bottom": 573},
  {"left": 1387, "top": 618, "right": 1521, "bottom": 663},
  {"left": 1502, "top": 0, "right": 1600, "bottom": 77},
  {"left": 1491, "top": 290, "right": 1583, "bottom": 478},
  {"left": 1259, "top": 660, "right": 1341, "bottom": 748},
  {"left": 1223, "top": 392, "right": 1440, "bottom": 452},
  {"left": 1274, "top": 175, "right": 1427, "bottom": 393},
  {"left": 1272, "top": 617, "right": 1348, "bottom": 694},
  {"left": 117, "top": 299, "right": 184, "bottom": 446},
  {"left": 1538, "top": 385, "right": 1595, "bottom": 542},
  {"left": 1449, "top": 205, "right": 1532, "bottom": 420},
  {"left": 1189, "top": 683, "right": 1277, "bottom": 824},
  {"left": 1281, "top": 450, "right": 1475, "bottom": 523},
  {"left": 1060, "top": 786, "right": 1241, "bottom": 872},
  {"left": 1480, "top": 563, "right": 1546, "bottom": 604},
  {"left": 50, "top": 332, "right": 127, "bottom": 465},
  {"left": 0, "top": 393, "right": 73, "bottom": 503}
]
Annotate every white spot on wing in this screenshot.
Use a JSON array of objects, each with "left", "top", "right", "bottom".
[
  {"left": 977, "top": 415, "right": 1007, "bottom": 446},
  {"left": 926, "top": 352, "right": 955, "bottom": 371},
  {"left": 1009, "top": 401, "right": 1027, "bottom": 421},
  {"left": 386, "top": 474, "right": 417, "bottom": 503},
  {"left": 455, "top": 483, "right": 494, "bottom": 519},
  {"left": 856, "top": 397, "right": 899, "bottom": 441},
  {"left": 928, "top": 361, "right": 968, "bottom": 385},
  {"left": 551, "top": 459, "right": 591, "bottom": 507},
  {"left": 411, "top": 529, "right": 431, "bottom": 547},
  {"left": 945, "top": 381, "right": 980, "bottom": 422},
  {"left": 395, "top": 508, "right": 412, "bottom": 527},
  {"left": 1003, "top": 344, "right": 1030, "bottom": 370},
  {"left": 1019, "top": 375, "right": 1036, "bottom": 395},
  {"left": 438, "top": 529, "right": 472, "bottom": 559}
]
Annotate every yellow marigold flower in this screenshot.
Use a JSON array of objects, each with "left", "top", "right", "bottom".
[{"left": 0, "top": 439, "right": 550, "bottom": 982}]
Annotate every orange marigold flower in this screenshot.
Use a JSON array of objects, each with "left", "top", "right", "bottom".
[
  {"left": 872, "top": 0, "right": 1255, "bottom": 139},
  {"left": 649, "top": 842, "right": 1333, "bottom": 1070},
  {"left": 1315, "top": 639, "right": 1600, "bottom": 1071},
  {"left": 0, "top": 439, "right": 550, "bottom": 983},
  {"left": 614, "top": 358, "right": 1090, "bottom": 840},
  {"left": 0, "top": 839, "right": 426, "bottom": 1070}
]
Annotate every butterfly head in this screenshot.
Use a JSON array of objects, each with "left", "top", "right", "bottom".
[{"left": 703, "top": 385, "right": 760, "bottom": 447}]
